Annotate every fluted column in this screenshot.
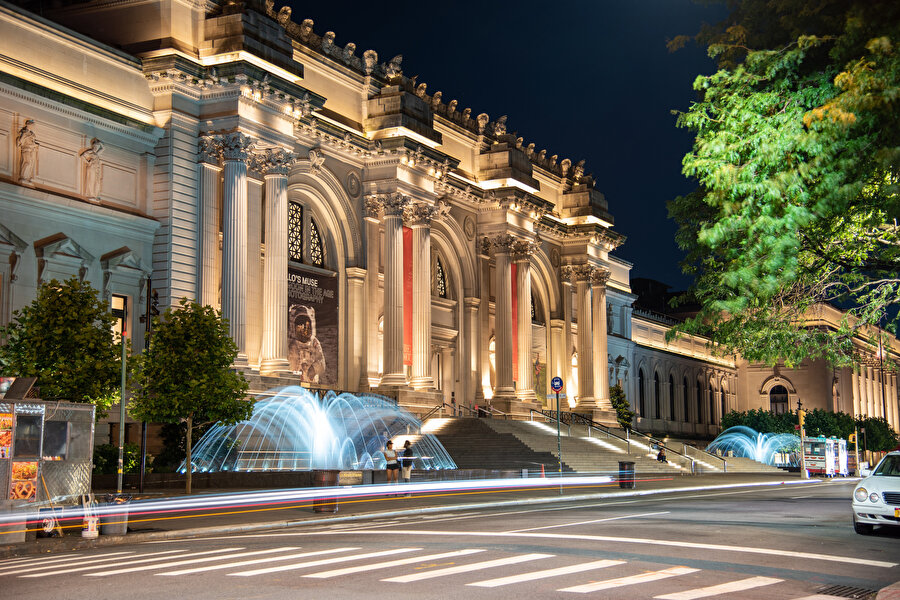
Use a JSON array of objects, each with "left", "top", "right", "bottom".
[
  {"left": 219, "top": 132, "right": 252, "bottom": 365},
  {"left": 364, "top": 198, "right": 381, "bottom": 388},
  {"left": 491, "top": 234, "right": 516, "bottom": 398},
  {"left": 562, "top": 279, "right": 574, "bottom": 403},
  {"left": 198, "top": 137, "right": 221, "bottom": 309},
  {"left": 866, "top": 366, "right": 875, "bottom": 416},
  {"left": 851, "top": 368, "right": 861, "bottom": 417},
  {"left": 259, "top": 149, "right": 294, "bottom": 375},
  {"left": 406, "top": 201, "right": 445, "bottom": 390},
  {"left": 380, "top": 193, "right": 407, "bottom": 387},
  {"left": 513, "top": 240, "right": 536, "bottom": 401},
  {"left": 564, "top": 265, "right": 595, "bottom": 407},
  {"left": 591, "top": 268, "right": 611, "bottom": 409},
  {"left": 891, "top": 374, "right": 899, "bottom": 430}
]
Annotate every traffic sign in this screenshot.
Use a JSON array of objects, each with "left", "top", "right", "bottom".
[{"left": 550, "top": 376, "right": 563, "bottom": 392}]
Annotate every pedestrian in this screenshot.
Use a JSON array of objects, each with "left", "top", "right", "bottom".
[
  {"left": 383, "top": 440, "right": 399, "bottom": 486},
  {"left": 400, "top": 439, "right": 414, "bottom": 484},
  {"left": 657, "top": 446, "right": 668, "bottom": 463}
]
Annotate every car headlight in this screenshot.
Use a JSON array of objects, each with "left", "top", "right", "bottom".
[
  {"left": 854, "top": 487, "right": 868, "bottom": 502},
  {"left": 869, "top": 492, "right": 880, "bottom": 503}
]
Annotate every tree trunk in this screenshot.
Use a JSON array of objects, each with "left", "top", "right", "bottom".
[{"left": 186, "top": 414, "right": 192, "bottom": 495}]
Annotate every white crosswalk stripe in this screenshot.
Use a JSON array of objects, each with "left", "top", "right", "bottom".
[
  {"left": 382, "top": 553, "right": 554, "bottom": 583},
  {"left": 304, "top": 549, "right": 487, "bottom": 579},
  {"left": 160, "top": 547, "right": 358, "bottom": 576},
  {"left": 468, "top": 559, "right": 626, "bottom": 588},
  {"left": 0, "top": 551, "right": 135, "bottom": 575},
  {"left": 20, "top": 550, "right": 187, "bottom": 577},
  {"left": 654, "top": 576, "right": 783, "bottom": 599},
  {"left": 559, "top": 566, "right": 700, "bottom": 593},
  {"left": 228, "top": 547, "right": 423, "bottom": 577},
  {"left": 84, "top": 548, "right": 253, "bottom": 576}
]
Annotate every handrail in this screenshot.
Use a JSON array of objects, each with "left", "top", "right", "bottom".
[
  {"left": 455, "top": 404, "right": 477, "bottom": 416},
  {"left": 617, "top": 423, "right": 701, "bottom": 466},
  {"left": 480, "top": 405, "right": 508, "bottom": 419},
  {"left": 419, "top": 402, "right": 454, "bottom": 422},
  {"left": 680, "top": 443, "right": 728, "bottom": 472}
]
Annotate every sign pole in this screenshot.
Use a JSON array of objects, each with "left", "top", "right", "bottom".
[
  {"left": 117, "top": 330, "right": 128, "bottom": 494},
  {"left": 550, "top": 376, "right": 564, "bottom": 495}
]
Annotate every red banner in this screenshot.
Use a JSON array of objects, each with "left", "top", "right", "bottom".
[
  {"left": 403, "top": 226, "right": 413, "bottom": 366},
  {"left": 511, "top": 263, "right": 518, "bottom": 383}
]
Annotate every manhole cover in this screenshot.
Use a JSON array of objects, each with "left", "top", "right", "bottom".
[{"left": 816, "top": 584, "right": 877, "bottom": 599}]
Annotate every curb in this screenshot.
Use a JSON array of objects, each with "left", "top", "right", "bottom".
[{"left": 0, "top": 477, "right": 820, "bottom": 559}]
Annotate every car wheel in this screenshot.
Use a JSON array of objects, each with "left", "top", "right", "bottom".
[{"left": 853, "top": 516, "right": 873, "bottom": 535}]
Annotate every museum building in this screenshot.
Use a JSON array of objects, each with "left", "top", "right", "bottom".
[{"left": 0, "top": 0, "right": 897, "bottom": 440}]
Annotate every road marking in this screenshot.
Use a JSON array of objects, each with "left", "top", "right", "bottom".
[
  {"left": 85, "top": 547, "right": 250, "bottom": 576},
  {"left": 468, "top": 559, "right": 625, "bottom": 587},
  {"left": 304, "top": 549, "right": 487, "bottom": 578},
  {"left": 559, "top": 566, "right": 700, "bottom": 592},
  {"left": 654, "top": 576, "right": 783, "bottom": 599},
  {"left": 382, "top": 553, "right": 553, "bottom": 583},
  {"left": 20, "top": 550, "right": 187, "bottom": 577},
  {"left": 321, "top": 529, "right": 897, "bottom": 569},
  {"left": 161, "top": 547, "right": 356, "bottom": 576},
  {"left": 0, "top": 551, "right": 137, "bottom": 576},
  {"left": 228, "top": 547, "right": 422, "bottom": 577},
  {"left": 506, "top": 511, "right": 670, "bottom": 533}
]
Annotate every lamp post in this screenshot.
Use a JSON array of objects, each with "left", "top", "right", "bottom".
[{"left": 117, "top": 329, "right": 128, "bottom": 494}]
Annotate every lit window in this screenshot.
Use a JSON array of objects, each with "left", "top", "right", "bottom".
[
  {"left": 309, "top": 219, "right": 324, "bottom": 267},
  {"left": 435, "top": 257, "right": 447, "bottom": 298},
  {"left": 111, "top": 294, "right": 127, "bottom": 338},
  {"left": 288, "top": 201, "right": 303, "bottom": 262}
]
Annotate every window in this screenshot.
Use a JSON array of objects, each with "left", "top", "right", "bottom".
[
  {"left": 638, "top": 369, "right": 646, "bottom": 417},
  {"left": 309, "top": 218, "right": 324, "bottom": 267},
  {"left": 434, "top": 257, "right": 447, "bottom": 298},
  {"left": 654, "top": 373, "right": 660, "bottom": 419},
  {"left": 709, "top": 383, "right": 715, "bottom": 424},
  {"left": 696, "top": 380, "right": 702, "bottom": 424},
  {"left": 111, "top": 294, "right": 127, "bottom": 337},
  {"left": 13, "top": 415, "right": 41, "bottom": 457},
  {"left": 669, "top": 374, "right": 676, "bottom": 421},
  {"left": 42, "top": 421, "right": 68, "bottom": 460},
  {"left": 288, "top": 201, "right": 303, "bottom": 262},
  {"left": 683, "top": 377, "right": 689, "bottom": 423},
  {"left": 770, "top": 385, "right": 789, "bottom": 415}
]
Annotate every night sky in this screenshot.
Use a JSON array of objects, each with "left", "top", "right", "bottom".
[{"left": 287, "top": 0, "right": 731, "bottom": 291}]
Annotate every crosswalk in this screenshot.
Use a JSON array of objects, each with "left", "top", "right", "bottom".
[{"left": 0, "top": 546, "right": 846, "bottom": 597}]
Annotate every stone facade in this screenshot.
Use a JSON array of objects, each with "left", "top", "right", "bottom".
[{"left": 0, "top": 1, "right": 897, "bottom": 438}]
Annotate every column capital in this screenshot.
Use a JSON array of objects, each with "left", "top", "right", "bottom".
[
  {"left": 259, "top": 148, "right": 296, "bottom": 176},
  {"left": 511, "top": 238, "right": 537, "bottom": 261},
  {"left": 198, "top": 135, "right": 221, "bottom": 165},
  {"left": 403, "top": 199, "right": 450, "bottom": 227},
  {"left": 364, "top": 192, "right": 409, "bottom": 217},
  {"left": 484, "top": 233, "right": 516, "bottom": 255},
  {"left": 560, "top": 263, "right": 608, "bottom": 284},
  {"left": 591, "top": 267, "right": 611, "bottom": 287},
  {"left": 216, "top": 131, "right": 254, "bottom": 162}
]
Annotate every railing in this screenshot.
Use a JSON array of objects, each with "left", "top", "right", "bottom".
[
  {"left": 419, "top": 403, "right": 481, "bottom": 422},
  {"left": 419, "top": 402, "right": 456, "bottom": 421},
  {"left": 479, "top": 405, "right": 509, "bottom": 419},
  {"left": 680, "top": 443, "right": 728, "bottom": 473}
]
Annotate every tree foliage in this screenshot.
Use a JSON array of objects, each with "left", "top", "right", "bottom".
[
  {"left": 130, "top": 299, "right": 251, "bottom": 493},
  {"left": 609, "top": 384, "right": 635, "bottom": 431},
  {"left": 0, "top": 277, "right": 121, "bottom": 412},
  {"left": 669, "top": 0, "right": 900, "bottom": 365}
]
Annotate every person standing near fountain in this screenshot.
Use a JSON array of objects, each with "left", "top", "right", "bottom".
[
  {"left": 384, "top": 440, "right": 399, "bottom": 485},
  {"left": 400, "top": 439, "right": 415, "bottom": 484}
]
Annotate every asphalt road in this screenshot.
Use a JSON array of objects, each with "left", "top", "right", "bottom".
[{"left": 2, "top": 479, "right": 897, "bottom": 599}]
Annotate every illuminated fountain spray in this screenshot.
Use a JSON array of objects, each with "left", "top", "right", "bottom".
[
  {"left": 184, "top": 387, "right": 457, "bottom": 473},
  {"left": 706, "top": 426, "right": 801, "bottom": 466}
]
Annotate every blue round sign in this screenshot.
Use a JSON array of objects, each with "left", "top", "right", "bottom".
[{"left": 550, "top": 376, "right": 564, "bottom": 392}]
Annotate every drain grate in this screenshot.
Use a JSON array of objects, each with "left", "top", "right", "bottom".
[{"left": 816, "top": 584, "right": 877, "bottom": 599}]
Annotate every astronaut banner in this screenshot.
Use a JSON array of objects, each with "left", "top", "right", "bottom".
[{"left": 287, "top": 266, "right": 339, "bottom": 386}]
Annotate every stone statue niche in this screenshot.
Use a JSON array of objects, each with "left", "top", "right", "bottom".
[
  {"left": 80, "top": 138, "right": 104, "bottom": 203},
  {"left": 16, "top": 118, "right": 39, "bottom": 186}
]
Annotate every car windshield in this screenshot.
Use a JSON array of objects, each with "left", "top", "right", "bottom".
[{"left": 872, "top": 455, "right": 900, "bottom": 477}]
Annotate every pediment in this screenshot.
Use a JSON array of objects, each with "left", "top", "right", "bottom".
[
  {"left": 0, "top": 223, "right": 27, "bottom": 253},
  {"left": 101, "top": 247, "right": 147, "bottom": 274},
  {"left": 34, "top": 233, "right": 95, "bottom": 263}
]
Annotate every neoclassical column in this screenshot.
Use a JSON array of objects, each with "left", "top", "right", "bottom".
[
  {"left": 564, "top": 264, "right": 595, "bottom": 406},
  {"left": 380, "top": 192, "right": 408, "bottom": 387},
  {"left": 491, "top": 234, "right": 516, "bottom": 399},
  {"left": 477, "top": 244, "right": 492, "bottom": 402},
  {"left": 562, "top": 278, "right": 574, "bottom": 402},
  {"left": 463, "top": 296, "right": 481, "bottom": 407},
  {"left": 591, "top": 268, "right": 611, "bottom": 409},
  {"left": 866, "top": 365, "right": 876, "bottom": 417},
  {"left": 851, "top": 368, "right": 861, "bottom": 417},
  {"left": 259, "top": 149, "right": 294, "bottom": 375},
  {"left": 197, "top": 136, "right": 222, "bottom": 309},
  {"left": 218, "top": 132, "right": 253, "bottom": 365},
  {"left": 513, "top": 239, "right": 536, "bottom": 401},
  {"left": 363, "top": 198, "right": 382, "bottom": 388},
  {"left": 346, "top": 267, "right": 366, "bottom": 390},
  {"left": 405, "top": 201, "right": 445, "bottom": 390}
]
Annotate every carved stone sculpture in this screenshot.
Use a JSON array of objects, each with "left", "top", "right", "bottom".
[
  {"left": 448, "top": 99, "right": 457, "bottom": 113},
  {"left": 308, "top": 147, "right": 325, "bottom": 173},
  {"left": 385, "top": 54, "right": 403, "bottom": 78},
  {"left": 416, "top": 83, "right": 427, "bottom": 98},
  {"left": 276, "top": 5, "right": 291, "bottom": 26},
  {"left": 322, "top": 31, "right": 335, "bottom": 54},
  {"left": 476, "top": 113, "right": 489, "bottom": 133},
  {"left": 343, "top": 42, "right": 356, "bottom": 63},
  {"left": 16, "top": 119, "right": 38, "bottom": 185},
  {"left": 363, "top": 49, "right": 378, "bottom": 75},
  {"left": 80, "top": 138, "right": 104, "bottom": 202},
  {"left": 493, "top": 115, "right": 507, "bottom": 136},
  {"left": 299, "top": 18, "right": 314, "bottom": 41},
  {"left": 431, "top": 91, "right": 442, "bottom": 110}
]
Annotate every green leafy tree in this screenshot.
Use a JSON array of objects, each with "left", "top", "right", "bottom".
[
  {"left": 668, "top": 1, "right": 900, "bottom": 366},
  {"left": 130, "top": 299, "right": 251, "bottom": 494},
  {"left": 0, "top": 277, "right": 122, "bottom": 413},
  {"left": 858, "top": 416, "right": 899, "bottom": 452},
  {"left": 609, "top": 384, "right": 635, "bottom": 431}
]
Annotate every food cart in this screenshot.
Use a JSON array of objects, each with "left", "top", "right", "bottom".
[{"left": 802, "top": 435, "right": 849, "bottom": 477}]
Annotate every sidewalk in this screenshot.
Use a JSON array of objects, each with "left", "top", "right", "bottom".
[{"left": 1, "top": 472, "right": 825, "bottom": 559}]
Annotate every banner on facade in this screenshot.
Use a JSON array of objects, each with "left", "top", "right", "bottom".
[
  {"left": 287, "top": 266, "right": 339, "bottom": 386},
  {"left": 403, "top": 226, "right": 413, "bottom": 366}
]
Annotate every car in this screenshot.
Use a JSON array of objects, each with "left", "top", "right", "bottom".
[{"left": 852, "top": 450, "right": 900, "bottom": 534}]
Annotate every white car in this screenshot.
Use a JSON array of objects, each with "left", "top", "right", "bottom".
[{"left": 852, "top": 451, "right": 900, "bottom": 534}]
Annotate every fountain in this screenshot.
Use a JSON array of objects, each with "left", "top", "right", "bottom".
[
  {"left": 183, "top": 387, "right": 457, "bottom": 473},
  {"left": 706, "top": 426, "right": 801, "bottom": 466}
]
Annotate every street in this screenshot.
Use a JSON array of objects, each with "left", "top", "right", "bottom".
[{"left": 1, "top": 479, "right": 897, "bottom": 599}]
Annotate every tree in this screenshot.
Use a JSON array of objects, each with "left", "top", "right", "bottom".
[
  {"left": 130, "top": 299, "right": 251, "bottom": 494},
  {"left": 668, "top": 1, "right": 900, "bottom": 366},
  {"left": 609, "top": 384, "right": 635, "bottom": 431},
  {"left": 0, "top": 277, "right": 121, "bottom": 413}
]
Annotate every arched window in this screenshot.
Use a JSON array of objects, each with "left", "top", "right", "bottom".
[
  {"left": 695, "top": 380, "right": 702, "bottom": 424},
  {"left": 309, "top": 218, "right": 324, "bottom": 267},
  {"left": 434, "top": 257, "right": 447, "bottom": 298},
  {"left": 709, "top": 383, "right": 715, "bottom": 424},
  {"left": 721, "top": 382, "right": 727, "bottom": 418},
  {"left": 682, "top": 377, "right": 689, "bottom": 423},
  {"left": 638, "top": 369, "right": 646, "bottom": 417},
  {"left": 770, "top": 385, "right": 789, "bottom": 415},
  {"left": 653, "top": 372, "right": 660, "bottom": 419},
  {"left": 669, "top": 374, "right": 676, "bottom": 421},
  {"left": 288, "top": 201, "right": 303, "bottom": 262}
]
